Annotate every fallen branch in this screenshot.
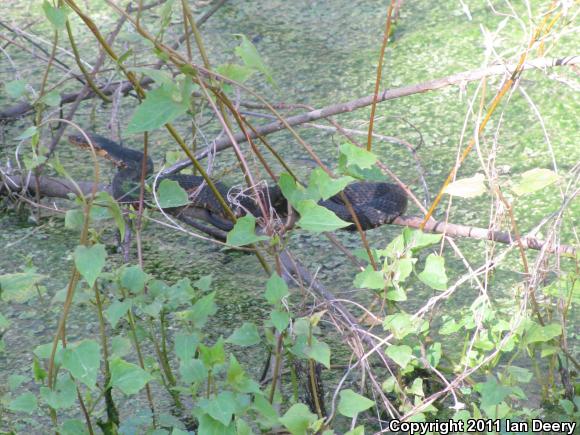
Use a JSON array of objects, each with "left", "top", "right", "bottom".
[{"left": 1, "top": 169, "right": 575, "bottom": 256}]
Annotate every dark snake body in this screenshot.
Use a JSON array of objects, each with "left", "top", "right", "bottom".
[{"left": 68, "top": 133, "right": 407, "bottom": 231}]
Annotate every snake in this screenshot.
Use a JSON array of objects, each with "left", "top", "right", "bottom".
[{"left": 67, "top": 132, "right": 407, "bottom": 231}]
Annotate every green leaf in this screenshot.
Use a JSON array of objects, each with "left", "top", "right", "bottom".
[
  {"left": 41, "top": 90, "right": 61, "bottom": 107},
  {"left": 129, "top": 67, "right": 174, "bottom": 86},
  {"left": 304, "top": 338, "right": 330, "bottom": 369},
  {"left": 16, "top": 126, "right": 37, "bottom": 140},
  {"left": 227, "top": 355, "right": 261, "bottom": 394},
  {"left": 525, "top": 322, "right": 562, "bottom": 344},
  {"left": 59, "top": 419, "right": 89, "bottom": 435},
  {"left": 174, "top": 333, "right": 199, "bottom": 361},
  {"left": 345, "top": 426, "right": 365, "bottom": 435},
  {"left": 339, "top": 143, "right": 377, "bottom": 169},
  {"left": 157, "top": 179, "right": 190, "bottom": 208},
  {"left": 95, "top": 191, "right": 126, "bottom": 241},
  {"left": 278, "top": 172, "right": 311, "bottom": 206},
  {"left": 109, "top": 357, "right": 153, "bottom": 395},
  {"left": 338, "top": 389, "right": 375, "bottom": 418},
  {"left": 354, "top": 265, "right": 385, "bottom": 290},
  {"left": 216, "top": 63, "right": 255, "bottom": 90},
  {"left": 120, "top": 265, "right": 149, "bottom": 294},
  {"left": 73, "top": 244, "right": 106, "bottom": 287},
  {"left": 0, "top": 312, "right": 10, "bottom": 329},
  {"left": 296, "top": 200, "right": 351, "bottom": 232},
  {"left": 408, "top": 378, "right": 424, "bottom": 396},
  {"left": 308, "top": 168, "right": 354, "bottom": 200},
  {"left": 104, "top": 300, "right": 132, "bottom": 328},
  {"left": 111, "top": 336, "right": 132, "bottom": 358},
  {"left": 0, "top": 271, "right": 46, "bottom": 303},
  {"left": 418, "top": 254, "right": 447, "bottom": 291},
  {"left": 40, "top": 375, "right": 76, "bottom": 410},
  {"left": 383, "top": 313, "right": 421, "bottom": 339},
  {"left": 426, "top": 342, "right": 442, "bottom": 368},
  {"left": 5, "top": 80, "right": 27, "bottom": 99},
  {"left": 226, "top": 322, "right": 260, "bottom": 346},
  {"left": 199, "top": 338, "right": 225, "bottom": 368},
  {"left": 199, "top": 391, "right": 236, "bottom": 426},
  {"left": 444, "top": 174, "right": 486, "bottom": 198},
  {"left": 194, "top": 274, "right": 213, "bottom": 291},
  {"left": 226, "top": 215, "right": 269, "bottom": 246},
  {"left": 8, "top": 374, "right": 26, "bottom": 391},
  {"left": 512, "top": 168, "right": 558, "bottom": 196},
  {"left": 42, "top": 1, "right": 68, "bottom": 29},
  {"left": 270, "top": 310, "right": 290, "bottom": 332},
  {"left": 179, "top": 359, "right": 207, "bottom": 384},
  {"left": 279, "top": 404, "right": 318, "bottom": 435},
  {"left": 252, "top": 395, "right": 279, "bottom": 428},
  {"left": 64, "top": 209, "right": 84, "bottom": 231},
  {"left": 61, "top": 340, "right": 100, "bottom": 388},
  {"left": 196, "top": 413, "right": 235, "bottom": 435},
  {"left": 474, "top": 377, "right": 512, "bottom": 408},
  {"left": 234, "top": 34, "right": 274, "bottom": 84},
  {"left": 187, "top": 292, "right": 217, "bottom": 328},
  {"left": 406, "top": 230, "right": 442, "bottom": 253},
  {"left": 8, "top": 392, "right": 37, "bottom": 414},
  {"left": 264, "top": 273, "right": 289, "bottom": 305},
  {"left": 385, "top": 344, "right": 413, "bottom": 369},
  {"left": 126, "top": 84, "right": 189, "bottom": 134}
]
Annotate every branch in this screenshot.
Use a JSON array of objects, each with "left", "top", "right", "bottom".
[{"left": 1, "top": 170, "right": 575, "bottom": 257}]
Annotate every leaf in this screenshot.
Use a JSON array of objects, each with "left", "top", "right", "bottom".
[
  {"left": 110, "top": 336, "right": 132, "bottom": 358},
  {"left": 104, "top": 300, "right": 132, "bottom": 328},
  {"left": 199, "top": 391, "right": 236, "bottom": 426},
  {"left": 525, "top": 322, "right": 562, "bottom": 344},
  {"left": 354, "top": 266, "right": 385, "bottom": 290},
  {"left": 216, "top": 63, "right": 255, "bottom": 91},
  {"left": 512, "top": 168, "right": 558, "bottom": 196},
  {"left": 339, "top": 143, "right": 377, "bottom": 169},
  {"left": 278, "top": 172, "right": 312, "bottom": 206},
  {"left": 279, "top": 404, "right": 317, "bottom": 435},
  {"left": 65, "top": 209, "right": 84, "bottom": 231},
  {"left": 345, "top": 426, "right": 365, "bottom": 435},
  {"left": 0, "top": 271, "right": 46, "bottom": 303},
  {"left": 385, "top": 345, "right": 413, "bottom": 369},
  {"left": 120, "top": 265, "right": 149, "bottom": 294},
  {"left": 0, "top": 312, "right": 10, "bottom": 329},
  {"left": 8, "top": 374, "right": 26, "bottom": 391},
  {"left": 338, "top": 389, "right": 375, "bottom": 418},
  {"left": 41, "top": 90, "right": 61, "bottom": 107},
  {"left": 174, "top": 333, "right": 199, "bottom": 361},
  {"left": 234, "top": 34, "right": 274, "bottom": 84},
  {"left": 42, "top": 1, "right": 68, "bottom": 29},
  {"left": 8, "top": 392, "right": 37, "bottom": 414},
  {"left": 194, "top": 274, "right": 212, "bottom": 291},
  {"left": 157, "top": 179, "right": 190, "bottom": 208},
  {"left": 109, "top": 357, "right": 153, "bottom": 395},
  {"left": 73, "top": 244, "right": 106, "bottom": 287},
  {"left": 226, "top": 322, "right": 261, "bottom": 346},
  {"left": 474, "top": 377, "right": 512, "bottom": 408},
  {"left": 264, "top": 273, "right": 289, "bottom": 305},
  {"left": 59, "top": 419, "right": 89, "bottom": 435},
  {"left": 383, "top": 313, "right": 421, "bottom": 339},
  {"left": 5, "top": 80, "right": 27, "bottom": 99},
  {"left": 16, "top": 126, "right": 37, "bottom": 140},
  {"left": 61, "top": 340, "right": 101, "bottom": 388},
  {"left": 199, "top": 338, "right": 225, "bottom": 368},
  {"left": 129, "top": 67, "right": 174, "bottom": 86},
  {"left": 444, "top": 173, "right": 486, "bottom": 198},
  {"left": 418, "top": 254, "right": 448, "bottom": 291},
  {"left": 179, "top": 359, "right": 207, "bottom": 384},
  {"left": 226, "top": 215, "right": 269, "bottom": 246},
  {"left": 196, "top": 413, "right": 235, "bottom": 435},
  {"left": 305, "top": 338, "right": 330, "bottom": 369},
  {"left": 126, "top": 84, "right": 189, "bottom": 134},
  {"left": 406, "top": 230, "right": 443, "bottom": 252},
  {"left": 270, "top": 310, "right": 290, "bottom": 332},
  {"left": 308, "top": 168, "right": 354, "bottom": 200},
  {"left": 408, "top": 378, "right": 424, "bottom": 396},
  {"left": 296, "top": 200, "right": 351, "bottom": 232},
  {"left": 40, "top": 375, "right": 76, "bottom": 410},
  {"left": 187, "top": 292, "right": 217, "bottom": 328}
]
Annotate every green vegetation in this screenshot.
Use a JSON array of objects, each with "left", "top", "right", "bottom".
[{"left": 0, "top": 0, "right": 578, "bottom": 434}]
